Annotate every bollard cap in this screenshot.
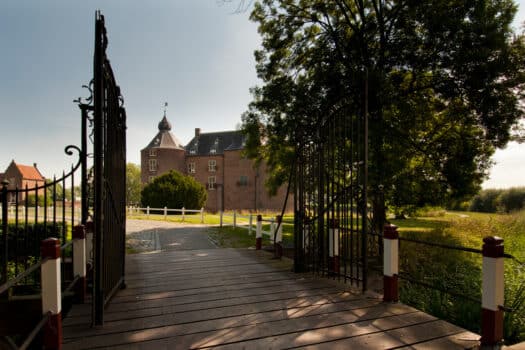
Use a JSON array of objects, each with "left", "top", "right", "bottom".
[
  {"left": 482, "top": 236, "right": 504, "bottom": 258},
  {"left": 257, "top": 214, "right": 262, "bottom": 221},
  {"left": 41, "top": 238, "right": 61, "bottom": 259},
  {"left": 384, "top": 224, "right": 398, "bottom": 239},
  {"left": 73, "top": 225, "right": 86, "bottom": 240},
  {"left": 329, "top": 218, "right": 340, "bottom": 229}
]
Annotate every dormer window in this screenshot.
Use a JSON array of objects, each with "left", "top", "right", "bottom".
[{"left": 209, "top": 137, "right": 219, "bottom": 154}]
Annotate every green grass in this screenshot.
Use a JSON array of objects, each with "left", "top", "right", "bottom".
[{"left": 392, "top": 210, "right": 525, "bottom": 344}]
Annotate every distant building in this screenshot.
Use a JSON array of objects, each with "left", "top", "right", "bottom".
[
  {"left": 2, "top": 160, "right": 46, "bottom": 202},
  {"left": 141, "top": 114, "right": 292, "bottom": 212}
]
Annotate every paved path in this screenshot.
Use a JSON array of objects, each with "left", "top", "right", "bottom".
[{"left": 126, "top": 219, "right": 217, "bottom": 252}]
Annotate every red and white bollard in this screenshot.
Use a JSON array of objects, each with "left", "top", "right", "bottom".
[
  {"left": 275, "top": 215, "right": 283, "bottom": 258},
  {"left": 41, "top": 238, "right": 62, "bottom": 349},
  {"left": 328, "top": 219, "right": 340, "bottom": 275},
  {"left": 383, "top": 224, "right": 399, "bottom": 302},
  {"left": 481, "top": 236, "right": 504, "bottom": 348},
  {"left": 256, "top": 215, "right": 263, "bottom": 250},
  {"left": 73, "top": 225, "right": 87, "bottom": 304}
]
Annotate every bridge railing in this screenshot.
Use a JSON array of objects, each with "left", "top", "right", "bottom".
[
  {"left": 380, "top": 223, "right": 523, "bottom": 348},
  {"left": 0, "top": 152, "right": 90, "bottom": 348}
]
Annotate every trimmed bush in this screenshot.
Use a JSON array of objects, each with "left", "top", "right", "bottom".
[{"left": 141, "top": 170, "right": 207, "bottom": 210}]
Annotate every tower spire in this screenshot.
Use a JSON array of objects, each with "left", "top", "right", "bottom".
[{"left": 163, "top": 102, "right": 168, "bottom": 118}]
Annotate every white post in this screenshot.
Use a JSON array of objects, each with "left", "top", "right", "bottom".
[
  {"left": 303, "top": 226, "right": 310, "bottom": 251},
  {"left": 276, "top": 217, "right": 283, "bottom": 243},
  {"left": 164, "top": 206, "right": 167, "bottom": 220},
  {"left": 270, "top": 220, "right": 276, "bottom": 243},
  {"left": 256, "top": 215, "right": 262, "bottom": 250},
  {"left": 200, "top": 207, "right": 204, "bottom": 223},
  {"left": 41, "top": 238, "right": 62, "bottom": 349},
  {"left": 220, "top": 211, "right": 223, "bottom": 227},
  {"left": 147, "top": 206, "right": 150, "bottom": 219},
  {"left": 383, "top": 224, "right": 399, "bottom": 302},
  {"left": 73, "top": 225, "right": 87, "bottom": 303},
  {"left": 182, "top": 207, "right": 185, "bottom": 221},
  {"left": 249, "top": 214, "right": 253, "bottom": 235},
  {"left": 233, "top": 210, "right": 237, "bottom": 228},
  {"left": 481, "top": 236, "right": 505, "bottom": 347}
]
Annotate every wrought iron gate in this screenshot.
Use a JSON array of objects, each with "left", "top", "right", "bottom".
[
  {"left": 79, "top": 11, "right": 127, "bottom": 326},
  {"left": 293, "top": 87, "right": 379, "bottom": 291}
]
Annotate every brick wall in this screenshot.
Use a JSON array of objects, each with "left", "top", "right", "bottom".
[{"left": 141, "top": 148, "right": 185, "bottom": 184}]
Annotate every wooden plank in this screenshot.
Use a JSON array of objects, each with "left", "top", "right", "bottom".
[
  {"left": 63, "top": 301, "right": 417, "bottom": 349},
  {"left": 394, "top": 331, "right": 480, "bottom": 350},
  {"left": 63, "top": 248, "right": 480, "bottom": 350}
]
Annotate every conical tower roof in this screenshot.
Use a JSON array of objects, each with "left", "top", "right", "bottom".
[{"left": 143, "top": 114, "right": 184, "bottom": 150}]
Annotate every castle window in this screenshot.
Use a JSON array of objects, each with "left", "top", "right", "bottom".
[
  {"left": 149, "top": 149, "right": 157, "bottom": 157},
  {"left": 208, "top": 160, "right": 216, "bottom": 172},
  {"left": 149, "top": 159, "right": 157, "bottom": 172},
  {"left": 188, "top": 162, "right": 195, "bottom": 174},
  {"left": 239, "top": 175, "right": 248, "bottom": 186},
  {"left": 208, "top": 176, "right": 216, "bottom": 190}
]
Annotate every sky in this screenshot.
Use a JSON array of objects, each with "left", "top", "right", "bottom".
[{"left": 0, "top": 0, "right": 524, "bottom": 189}]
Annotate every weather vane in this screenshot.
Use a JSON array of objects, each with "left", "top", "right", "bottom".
[{"left": 163, "top": 102, "right": 168, "bottom": 117}]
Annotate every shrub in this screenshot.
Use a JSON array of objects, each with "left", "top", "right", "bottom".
[
  {"left": 141, "top": 170, "right": 207, "bottom": 209},
  {"left": 470, "top": 188, "right": 525, "bottom": 213},
  {"left": 469, "top": 189, "right": 500, "bottom": 212}
]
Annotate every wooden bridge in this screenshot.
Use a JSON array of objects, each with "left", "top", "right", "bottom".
[{"left": 63, "top": 248, "right": 480, "bottom": 349}]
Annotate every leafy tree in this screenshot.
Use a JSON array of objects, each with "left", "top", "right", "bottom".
[
  {"left": 141, "top": 170, "right": 207, "bottom": 209},
  {"left": 126, "top": 163, "right": 142, "bottom": 206},
  {"left": 242, "top": 0, "right": 525, "bottom": 220}
]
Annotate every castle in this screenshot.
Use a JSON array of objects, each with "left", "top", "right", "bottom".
[{"left": 140, "top": 114, "right": 291, "bottom": 212}]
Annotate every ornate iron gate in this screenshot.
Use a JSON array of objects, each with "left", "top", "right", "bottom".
[
  {"left": 293, "top": 86, "right": 378, "bottom": 291},
  {"left": 79, "top": 12, "right": 127, "bottom": 326}
]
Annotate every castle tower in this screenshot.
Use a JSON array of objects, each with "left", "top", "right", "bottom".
[{"left": 140, "top": 109, "right": 186, "bottom": 184}]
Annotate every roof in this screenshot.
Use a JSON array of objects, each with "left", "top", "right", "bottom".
[
  {"left": 185, "top": 130, "right": 245, "bottom": 156},
  {"left": 15, "top": 163, "right": 45, "bottom": 181},
  {"left": 143, "top": 116, "right": 185, "bottom": 150}
]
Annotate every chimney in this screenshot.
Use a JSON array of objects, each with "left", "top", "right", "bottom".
[
  {"left": 195, "top": 128, "right": 201, "bottom": 137},
  {"left": 33, "top": 163, "right": 38, "bottom": 169}
]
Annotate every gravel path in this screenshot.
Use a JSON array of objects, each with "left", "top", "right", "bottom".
[{"left": 126, "top": 219, "right": 217, "bottom": 253}]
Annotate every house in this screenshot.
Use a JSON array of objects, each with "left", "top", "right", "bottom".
[
  {"left": 2, "top": 160, "right": 46, "bottom": 202},
  {"left": 141, "top": 114, "right": 292, "bottom": 212}
]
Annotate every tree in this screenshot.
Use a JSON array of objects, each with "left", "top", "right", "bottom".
[
  {"left": 242, "top": 0, "right": 525, "bottom": 218},
  {"left": 141, "top": 170, "right": 207, "bottom": 209},
  {"left": 126, "top": 163, "right": 142, "bottom": 206}
]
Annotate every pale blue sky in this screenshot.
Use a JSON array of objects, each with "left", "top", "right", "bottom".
[{"left": 0, "top": 1, "right": 524, "bottom": 189}]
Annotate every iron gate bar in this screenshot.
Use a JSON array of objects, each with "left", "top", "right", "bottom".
[
  {"left": 89, "top": 11, "right": 127, "bottom": 326},
  {"left": 293, "top": 70, "right": 376, "bottom": 291}
]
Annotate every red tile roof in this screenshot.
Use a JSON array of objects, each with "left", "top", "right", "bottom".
[{"left": 15, "top": 163, "right": 44, "bottom": 181}]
